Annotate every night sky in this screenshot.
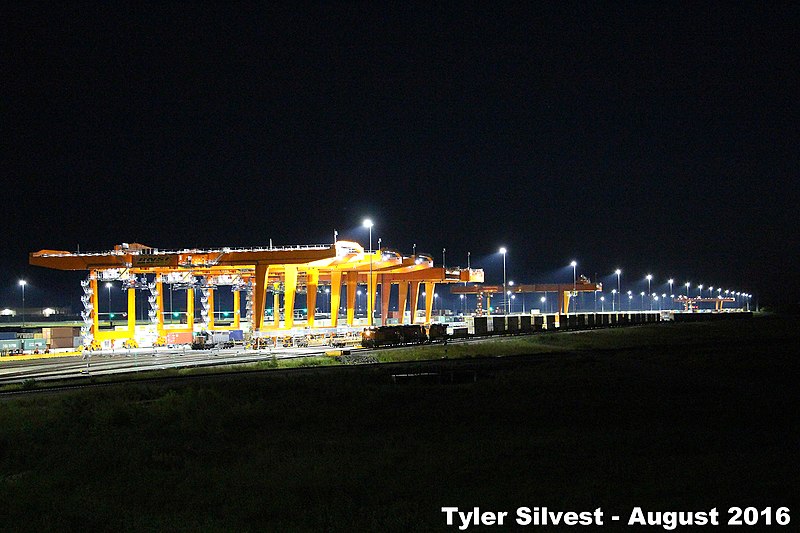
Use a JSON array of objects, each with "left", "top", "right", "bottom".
[{"left": 2, "top": 2, "right": 798, "bottom": 310}]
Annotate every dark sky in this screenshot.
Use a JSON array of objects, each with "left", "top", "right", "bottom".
[{"left": 2, "top": 2, "right": 798, "bottom": 309}]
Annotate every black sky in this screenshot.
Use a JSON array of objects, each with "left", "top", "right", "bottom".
[{"left": 2, "top": 2, "right": 798, "bottom": 309}]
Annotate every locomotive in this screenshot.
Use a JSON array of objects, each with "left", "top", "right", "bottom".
[{"left": 361, "top": 323, "right": 448, "bottom": 348}]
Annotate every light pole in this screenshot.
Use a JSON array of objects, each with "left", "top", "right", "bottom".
[
  {"left": 685, "top": 282, "right": 691, "bottom": 298},
  {"left": 668, "top": 279, "right": 674, "bottom": 309},
  {"left": 646, "top": 274, "right": 652, "bottom": 310},
  {"left": 541, "top": 296, "right": 547, "bottom": 313},
  {"left": 570, "top": 260, "right": 577, "bottom": 312},
  {"left": 615, "top": 269, "right": 621, "bottom": 312},
  {"left": 460, "top": 294, "right": 465, "bottom": 314},
  {"left": 325, "top": 288, "right": 330, "bottom": 316},
  {"left": 412, "top": 243, "right": 416, "bottom": 257},
  {"left": 600, "top": 295, "right": 605, "bottom": 312},
  {"left": 363, "top": 218, "right": 374, "bottom": 326},
  {"left": 499, "top": 247, "right": 507, "bottom": 315},
  {"left": 698, "top": 284, "right": 703, "bottom": 298},
  {"left": 357, "top": 289, "right": 363, "bottom": 316},
  {"left": 627, "top": 290, "right": 632, "bottom": 310},
  {"left": 640, "top": 291, "right": 645, "bottom": 310},
  {"left": 106, "top": 282, "right": 113, "bottom": 320},
  {"left": 611, "top": 289, "right": 617, "bottom": 311},
  {"left": 19, "top": 280, "right": 27, "bottom": 327}
]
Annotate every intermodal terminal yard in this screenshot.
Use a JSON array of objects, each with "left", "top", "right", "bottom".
[{"left": 0, "top": 309, "right": 753, "bottom": 386}]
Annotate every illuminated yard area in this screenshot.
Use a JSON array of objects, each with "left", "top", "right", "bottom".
[{"left": 1, "top": 316, "right": 797, "bottom": 531}]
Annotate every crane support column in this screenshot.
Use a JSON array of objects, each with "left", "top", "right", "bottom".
[
  {"left": 273, "top": 291, "right": 280, "bottom": 327},
  {"left": 380, "top": 278, "right": 391, "bottom": 326},
  {"left": 367, "top": 272, "right": 377, "bottom": 326},
  {"left": 90, "top": 274, "right": 99, "bottom": 340},
  {"left": 330, "top": 270, "right": 342, "bottom": 327},
  {"left": 409, "top": 281, "right": 421, "bottom": 324},
  {"left": 346, "top": 271, "right": 357, "bottom": 326},
  {"left": 424, "top": 282, "right": 435, "bottom": 325},
  {"left": 306, "top": 268, "right": 319, "bottom": 328},
  {"left": 128, "top": 285, "right": 137, "bottom": 337},
  {"left": 207, "top": 289, "right": 215, "bottom": 330},
  {"left": 283, "top": 265, "right": 297, "bottom": 329},
  {"left": 186, "top": 288, "right": 195, "bottom": 331},
  {"left": 397, "top": 281, "right": 409, "bottom": 325},
  {"left": 156, "top": 279, "right": 165, "bottom": 336},
  {"left": 233, "top": 290, "right": 241, "bottom": 329},
  {"left": 253, "top": 263, "right": 269, "bottom": 331}
]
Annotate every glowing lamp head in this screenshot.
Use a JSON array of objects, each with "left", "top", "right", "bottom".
[
  {"left": 105, "top": 282, "right": 113, "bottom": 288},
  {"left": 362, "top": 218, "right": 373, "bottom": 228},
  {"left": 646, "top": 274, "right": 652, "bottom": 281},
  {"left": 19, "top": 280, "right": 26, "bottom": 287},
  {"left": 668, "top": 278, "right": 674, "bottom": 284},
  {"left": 499, "top": 247, "right": 507, "bottom": 255},
  {"left": 570, "top": 260, "right": 577, "bottom": 267},
  {"left": 614, "top": 269, "right": 621, "bottom": 275}
]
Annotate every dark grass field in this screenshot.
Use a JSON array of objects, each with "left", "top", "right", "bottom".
[{"left": 1, "top": 316, "right": 797, "bottom": 532}]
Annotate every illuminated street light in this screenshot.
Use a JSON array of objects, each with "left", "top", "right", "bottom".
[
  {"left": 611, "top": 289, "right": 617, "bottom": 311},
  {"left": 570, "top": 261, "right": 577, "bottom": 311},
  {"left": 708, "top": 286, "right": 714, "bottom": 298},
  {"left": 640, "top": 291, "right": 645, "bottom": 310},
  {"left": 646, "top": 274, "right": 652, "bottom": 310},
  {"left": 19, "top": 280, "right": 27, "bottom": 327},
  {"left": 668, "top": 279, "right": 674, "bottom": 310},
  {"left": 600, "top": 295, "right": 605, "bottom": 312},
  {"left": 685, "top": 282, "right": 691, "bottom": 298},
  {"left": 499, "top": 247, "right": 507, "bottom": 315},
  {"left": 615, "top": 269, "right": 621, "bottom": 312},
  {"left": 697, "top": 284, "right": 703, "bottom": 298},
  {"left": 363, "top": 218, "right": 374, "bottom": 325}
]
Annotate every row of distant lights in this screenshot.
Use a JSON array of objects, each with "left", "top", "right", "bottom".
[{"left": 495, "top": 252, "right": 753, "bottom": 301}]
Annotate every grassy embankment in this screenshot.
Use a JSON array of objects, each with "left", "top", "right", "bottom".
[{"left": 0, "top": 316, "right": 797, "bottom": 532}]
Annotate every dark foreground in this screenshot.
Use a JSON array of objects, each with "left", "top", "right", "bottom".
[{"left": 1, "top": 316, "right": 798, "bottom": 532}]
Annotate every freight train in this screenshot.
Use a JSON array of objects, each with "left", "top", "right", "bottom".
[
  {"left": 360, "top": 312, "right": 678, "bottom": 349},
  {"left": 361, "top": 323, "right": 448, "bottom": 348}
]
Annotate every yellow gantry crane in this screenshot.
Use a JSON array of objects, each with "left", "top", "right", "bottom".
[{"left": 31, "top": 241, "right": 483, "bottom": 347}]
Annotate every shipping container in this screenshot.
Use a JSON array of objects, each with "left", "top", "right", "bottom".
[
  {"left": 450, "top": 327, "right": 468, "bottom": 338},
  {"left": 506, "top": 316, "right": 519, "bottom": 332},
  {"left": 492, "top": 316, "right": 506, "bottom": 334},
  {"left": 472, "top": 316, "right": 488, "bottom": 336},
  {"left": 0, "top": 339, "right": 23, "bottom": 352},
  {"left": 23, "top": 338, "right": 47, "bottom": 350},
  {"left": 51, "top": 336, "right": 78, "bottom": 349},
  {"left": 519, "top": 315, "right": 532, "bottom": 332},
  {"left": 165, "top": 332, "right": 194, "bottom": 345}
]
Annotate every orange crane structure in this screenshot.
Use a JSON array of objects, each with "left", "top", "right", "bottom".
[
  {"left": 451, "top": 278, "right": 602, "bottom": 314},
  {"left": 674, "top": 295, "right": 736, "bottom": 312},
  {"left": 30, "top": 241, "right": 483, "bottom": 347}
]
